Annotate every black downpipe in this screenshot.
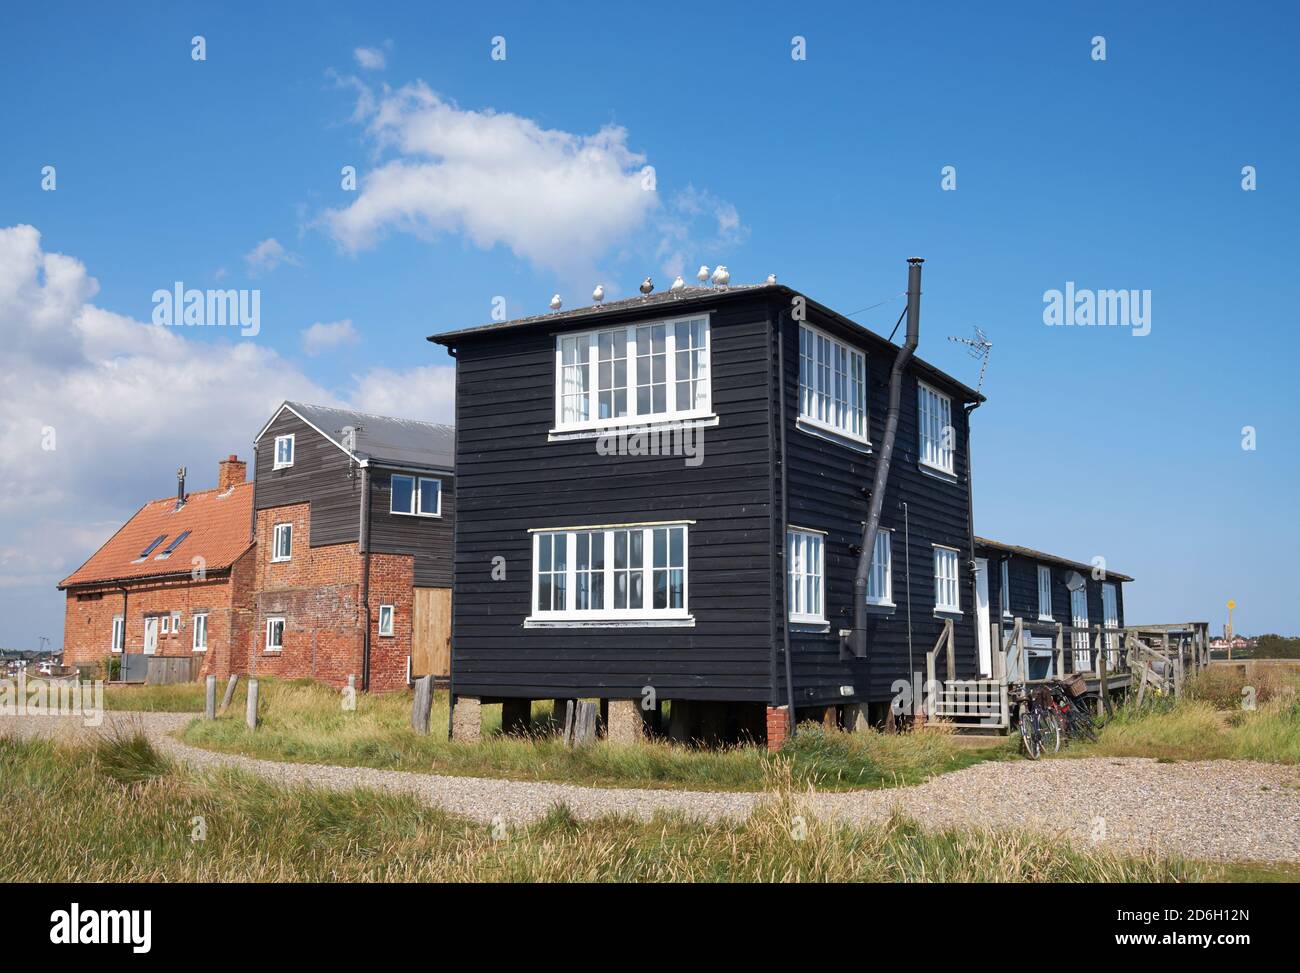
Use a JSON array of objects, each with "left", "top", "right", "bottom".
[
  {"left": 776, "top": 309, "right": 798, "bottom": 734},
  {"left": 116, "top": 585, "right": 128, "bottom": 682},
  {"left": 851, "top": 257, "right": 924, "bottom": 659},
  {"left": 359, "top": 465, "right": 372, "bottom": 692},
  {"left": 963, "top": 400, "right": 982, "bottom": 671}
]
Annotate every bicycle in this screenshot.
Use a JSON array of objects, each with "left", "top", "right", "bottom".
[
  {"left": 1011, "top": 684, "right": 1062, "bottom": 759},
  {"left": 1046, "top": 681, "right": 1099, "bottom": 743}
]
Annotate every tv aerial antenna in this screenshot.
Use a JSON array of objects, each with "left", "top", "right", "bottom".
[{"left": 948, "top": 326, "right": 993, "bottom": 394}]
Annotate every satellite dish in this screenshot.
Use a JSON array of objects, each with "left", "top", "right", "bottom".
[{"left": 1065, "top": 570, "right": 1085, "bottom": 592}]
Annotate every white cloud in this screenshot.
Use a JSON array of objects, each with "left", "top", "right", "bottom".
[
  {"left": 353, "top": 46, "right": 387, "bottom": 70},
  {"left": 0, "top": 225, "right": 454, "bottom": 626},
  {"left": 244, "top": 237, "right": 302, "bottom": 276},
  {"left": 321, "top": 81, "right": 659, "bottom": 280},
  {"left": 300, "top": 318, "right": 360, "bottom": 356}
]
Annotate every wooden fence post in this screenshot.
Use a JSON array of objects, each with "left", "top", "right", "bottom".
[
  {"left": 1054, "top": 623, "right": 1064, "bottom": 678},
  {"left": 205, "top": 674, "right": 216, "bottom": 720},
  {"left": 945, "top": 618, "right": 956, "bottom": 682},
  {"left": 219, "top": 674, "right": 239, "bottom": 713},
  {"left": 246, "top": 677, "right": 259, "bottom": 730},
  {"left": 411, "top": 674, "right": 434, "bottom": 734},
  {"left": 1096, "top": 647, "right": 1110, "bottom": 719}
]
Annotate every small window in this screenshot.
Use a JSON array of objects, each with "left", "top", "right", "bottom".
[
  {"left": 866, "top": 530, "right": 893, "bottom": 606},
  {"left": 138, "top": 534, "right": 167, "bottom": 560},
  {"left": 934, "top": 547, "right": 961, "bottom": 613},
  {"left": 378, "top": 605, "right": 394, "bottom": 637},
  {"left": 265, "top": 617, "right": 285, "bottom": 652},
  {"left": 111, "top": 616, "right": 125, "bottom": 653},
  {"left": 1037, "top": 565, "right": 1053, "bottom": 620},
  {"left": 787, "top": 528, "right": 825, "bottom": 623},
  {"left": 391, "top": 475, "right": 442, "bottom": 516},
  {"left": 156, "top": 530, "right": 191, "bottom": 559},
  {"left": 192, "top": 612, "right": 208, "bottom": 652},
  {"left": 272, "top": 523, "right": 292, "bottom": 561},
  {"left": 171, "top": 611, "right": 181, "bottom": 632},
  {"left": 274, "top": 434, "right": 294, "bottom": 469},
  {"left": 917, "top": 381, "right": 955, "bottom": 475},
  {"left": 1000, "top": 559, "right": 1011, "bottom": 616},
  {"left": 159, "top": 614, "right": 171, "bottom": 634}
]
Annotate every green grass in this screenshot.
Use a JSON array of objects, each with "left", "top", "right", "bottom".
[
  {"left": 105, "top": 683, "right": 209, "bottom": 712},
  {"left": 161, "top": 678, "right": 1011, "bottom": 792},
  {"left": 0, "top": 732, "right": 1240, "bottom": 883},
  {"left": 1059, "top": 667, "right": 1300, "bottom": 765}
]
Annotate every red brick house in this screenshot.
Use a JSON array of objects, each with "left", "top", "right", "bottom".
[
  {"left": 59, "top": 456, "right": 255, "bottom": 681},
  {"left": 247, "top": 402, "right": 454, "bottom": 692}
]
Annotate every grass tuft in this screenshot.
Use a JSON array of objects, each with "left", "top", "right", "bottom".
[{"left": 93, "top": 717, "right": 172, "bottom": 785}]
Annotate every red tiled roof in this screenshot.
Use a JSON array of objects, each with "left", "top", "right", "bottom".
[{"left": 59, "top": 482, "right": 253, "bottom": 588}]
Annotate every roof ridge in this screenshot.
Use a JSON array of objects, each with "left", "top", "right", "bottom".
[
  {"left": 140, "top": 479, "right": 253, "bottom": 507},
  {"left": 286, "top": 400, "right": 454, "bottom": 430}
]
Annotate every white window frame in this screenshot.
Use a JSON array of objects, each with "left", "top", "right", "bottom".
[
  {"left": 111, "top": 615, "right": 124, "bottom": 654},
  {"left": 265, "top": 617, "right": 285, "bottom": 652},
  {"left": 552, "top": 316, "right": 712, "bottom": 433},
  {"left": 917, "top": 380, "right": 955, "bottom": 476},
  {"left": 798, "top": 323, "right": 869, "bottom": 444},
  {"left": 273, "top": 434, "right": 295, "bottom": 470},
  {"left": 933, "top": 545, "right": 961, "bottom": 613},
  {"left": 378, "top": 604, "right": 395, "bottom": 637},
  {"left": 1102, "top": 582, "right": 1119, "bottom": 653},
  {"left": 1000, "top": 559, "right": 1011, "bottom": 616},
  {"left": 390, "top": 474, "right": 442, "bottom": 517},
  {"left": 787, "top": 527, "right": 826, "bottom": 624},
  {"left": 160, "top": 614, "right": 171, "bottom": 634},
  {"left": 272, "top": 523, "right": 292, "bottom": 562},
  {"left": 1070, "top": 586, "right": 1090, "bottom": 665},
  {"left": 526, "top": 522, "right": 691, "bottom": 624},
  {"left": 192, "top": 612, "right": 208, "bottom": 652},
  {"left": 866, "top": 529, "right": 894, "bottom": 607},
  {"left": 1037, "top": 565, "right": 1054, "bottom": 620}
]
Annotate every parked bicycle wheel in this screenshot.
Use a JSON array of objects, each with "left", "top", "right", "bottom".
[
  {"left": 1017, "top": 701, "right": 1042, "bottom": 759},
  {"left": 1039, "top": 707, "right": 1062, "bottom": 753}
]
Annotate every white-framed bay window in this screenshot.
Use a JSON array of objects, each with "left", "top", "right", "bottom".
[
  {"left": 866, "top": 529, "right": 893, "bottom": 607},
  {"left": 1037, "top": 565, "right": 1053, "bottom": 620},
  {"left": 554, "top": 316, "right": 711, "bottom": 432},
  {"left": 528, "top": 522, "right": 690, "bottom": 624},
  {"left": 933, "top": 546, "right": 961, "bottom": 613},
  {"left": 917, "top": 380, "right": 955, "bottom": 475},
  {"left": 798, "top": 324, "right": 867, "bottom": 443},
  {"left": 787, "top": 528, "right": 825, "bottom": 624}
]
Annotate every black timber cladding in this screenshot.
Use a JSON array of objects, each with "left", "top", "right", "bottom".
[
  {"left": 976, "top": 538, "right": 1128, "bottom": 638},
  {"left": 434, "top": 286, "right": 983, "bottom": 705},
  {"left": 252, "top": 406, "right": 453, "bottom": 587}
]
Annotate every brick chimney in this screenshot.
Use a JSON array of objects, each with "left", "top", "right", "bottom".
[{"left": 218, "top": 454, "right": 247, "bottom": 491}]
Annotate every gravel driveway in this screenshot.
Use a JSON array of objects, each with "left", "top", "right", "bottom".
[{"left": 5, "top": 711, "right": 1299, "bottom": 863}]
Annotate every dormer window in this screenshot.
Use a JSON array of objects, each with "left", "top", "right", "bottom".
[{"left": 274, "top": 434, "right": 295, "bottom": 469}]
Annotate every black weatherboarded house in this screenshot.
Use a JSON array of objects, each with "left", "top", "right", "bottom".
[{"left": 431, "top": 270, "right": 985, "bottom": 746}]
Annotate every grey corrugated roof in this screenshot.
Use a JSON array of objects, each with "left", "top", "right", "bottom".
[
  {"left": 428, "top": 281, "right": 984, "bottom": 403},
  {"left": 974, "top": 536, "right": 1134, "bottom": 583},
  {"left": 279, "top": 402, "right": 454, "bottom": 471}
]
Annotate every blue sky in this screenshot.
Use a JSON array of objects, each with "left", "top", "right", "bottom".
[{"left": 1, "top": 0, "right": 1296, "bottom": 647}]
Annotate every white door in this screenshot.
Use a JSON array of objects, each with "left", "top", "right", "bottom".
[
  {"left": 1071, "top": 587, "right": 1090, "bottom": 670},
  {"left": 143, "top": 616, "right": 158, "bottom": 655},
  {"left": 1102, "top": 583, "right": 1119, "bottom": 666},
  {"left": 974, "top": 558, "right": 991, "bottom": 676}
]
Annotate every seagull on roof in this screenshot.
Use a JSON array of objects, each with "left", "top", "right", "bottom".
[
  {"left": 671, "top": 275, "right": 685, "bottom": 295},
  {"left": 592, "top": 284, "right": 605, "bottom": 304},
  {"left": 639, "top": 277, "right": 654, "bottom": 296},
  {"left": 697, "top": 265, "right": 710, "bottom": 285},
  {"left": 766, "top": 273, "right": 777, "bottom": 284},
  {"left": 711, "top": 265, "right": 730, "bottom": 288},
  {"left": 549, "top": 294, "right": 562, "bottom": 311}
]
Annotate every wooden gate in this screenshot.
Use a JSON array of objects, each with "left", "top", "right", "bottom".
[{"left": 412, "top": 587, "right": 451, "bottom": 678}]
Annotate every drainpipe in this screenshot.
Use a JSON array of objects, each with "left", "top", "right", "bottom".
[
  {"left": 850, "top": 257, "right": 923, "bottom": 660},
  {"left": 776, "top": 307, "right": 798, "bottom": 735},
  {"left": 116, "top": 585, "right": 128, "bottom": 683},
  {"left": 963, "top": 400, "right": 982, "bottom": 674},
  {"left": 359, "top": 465, "right": 372, "bottom": 692}
]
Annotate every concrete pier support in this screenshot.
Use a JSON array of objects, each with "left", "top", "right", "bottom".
[
  {"left": 607, "top": 699, "right": 645, "bottom": 744},
  {"left": 451, "top": 695, "right": 482, "bottom": 742}
]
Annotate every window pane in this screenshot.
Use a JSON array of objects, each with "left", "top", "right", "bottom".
[
  {"left": 418, "top": 478, "right": 440, "bottom": 515},
  {"left": 391, "top": 475, "right": 414, "bottom": 514}
]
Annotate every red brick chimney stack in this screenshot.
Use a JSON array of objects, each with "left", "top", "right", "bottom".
[{"left": 218, "top": 454, "right": 247, "bottom": 491}]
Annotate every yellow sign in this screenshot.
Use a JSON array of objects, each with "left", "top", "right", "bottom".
[{"left": 1227, "top": 600, "right": 1236, "bottom": 610}]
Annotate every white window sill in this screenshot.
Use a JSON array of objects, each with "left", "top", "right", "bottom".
[
  {"left": 192, "top": 648, "right": 206, "bottom": 653},
  {"left": 1038, "top": 615, "right": 1055, "bottom": 622},
  {"left": 263, "top": 648, "right": 282, "bottom": 655},
  {"left": 378, "top": 633, "right": 394, "bottom": 638},
  {"left": 271, "top": 557, "right": 291, "bottom": 563},
  {"left": 796, "top": 416, "right": 872, "bottom": 453},
  {"left": 918, "top": 460, "right": 959, "bottom": 482},
  {"left": 934, "top": 607, "right": 963, "bottom": 617},
  {"left": 548, "top": 414, "right": 719, "bottom": 442},
  {"left": 789, "top": 614, "right": 827, "bottom": 627},
  {"left": 524, "top": 616, "right": 694, "bottom": 629},
  {"left": 391, "top": 510, "right": 441, "bottom": 519},
  {"left": 272, "top": 463, "right": 293, "bottom": 471}
]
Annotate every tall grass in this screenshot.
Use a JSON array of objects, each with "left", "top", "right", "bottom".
[
  {"left": 173, "top": 679, "right": 1009, "bottom": 792},
  {"left": 0, "top": 734, "right": 1223, "bottom": 883}
]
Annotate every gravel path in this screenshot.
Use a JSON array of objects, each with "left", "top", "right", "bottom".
[{"left": 5, "top": 711, "right": 1299, "bottom": 863}]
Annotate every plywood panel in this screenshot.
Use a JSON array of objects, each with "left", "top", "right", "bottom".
[{"left": 412, "top": 587, "right": 451, "bottom": 677}]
